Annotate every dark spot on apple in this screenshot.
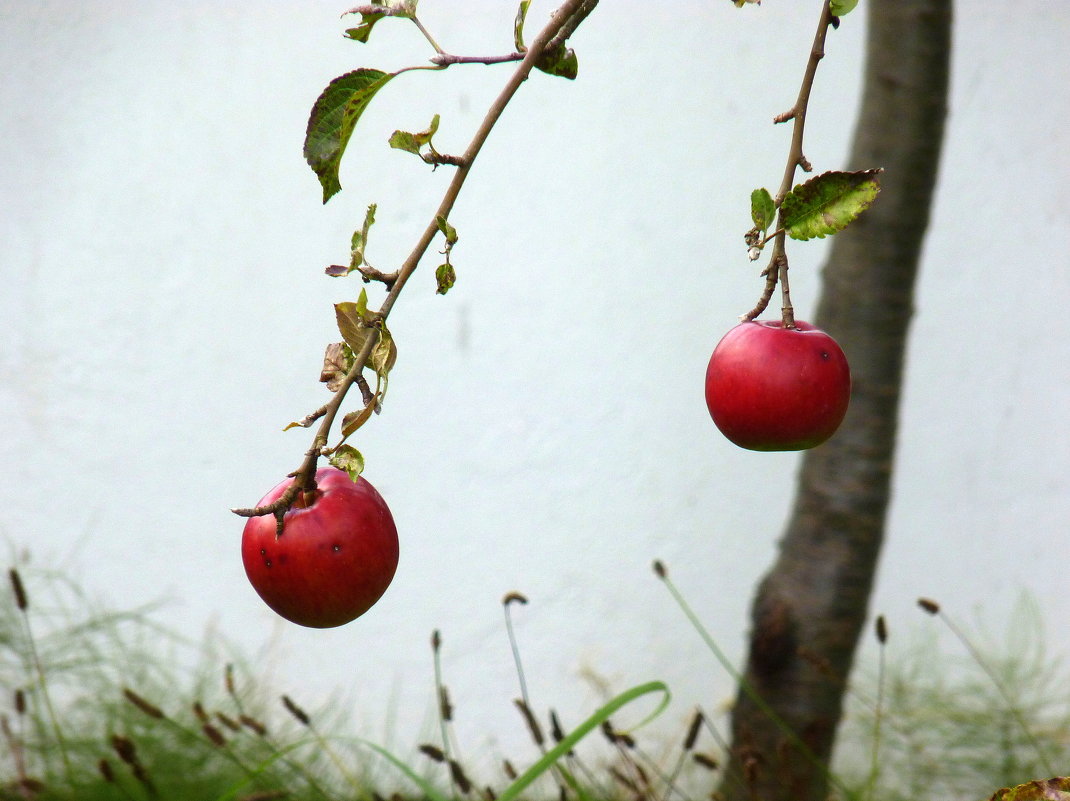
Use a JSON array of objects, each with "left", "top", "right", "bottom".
[
  {"left": 332, "top": 544, "right": 341, "bottom": 552},
  {"left": 820, "top": 351, "right": 830, "bottom": 360},
  {"left": 264, "top": 559, "right": 272, "bottom": 568}
]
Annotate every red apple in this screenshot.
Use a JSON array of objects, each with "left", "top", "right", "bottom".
[
  {"left": 241, "top": 467, "right": 398, "bottom": 628},
  {"left": 704, "top": 320, "right": 851, "bottom": 451}
]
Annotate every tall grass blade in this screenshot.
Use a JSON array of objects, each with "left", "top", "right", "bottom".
[{"left": 654, "top": 561, "right": 856, "bottom": 799}]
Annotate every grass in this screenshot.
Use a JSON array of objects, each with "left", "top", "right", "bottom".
[
  {"left": 2, "top": 561, "right": 1069, "bottom": 801},
  {"left": 1, "top": 564, "right": 676, "bottom": 801},
  {"left": 835, "top": 594, "right": 1070, "bottom": 801},
  {"left": 1, "top": 564, "right": 395, "bottom": 800}
]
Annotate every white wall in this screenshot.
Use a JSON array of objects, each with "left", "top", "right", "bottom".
[{"left": 2, "top": 0, "right": 1068, "bottom": 769}]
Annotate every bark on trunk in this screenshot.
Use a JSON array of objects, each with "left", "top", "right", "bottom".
[{"left": 719, "top": 2, "right": 952, "bottom": 800}]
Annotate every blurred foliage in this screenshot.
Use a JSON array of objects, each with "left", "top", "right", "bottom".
[
  {"left": 836, "top": 594, "right": 1070, "bottom": 801},
  {"left": 3, "top": 568, "right": 1068, "bottom": 801}
]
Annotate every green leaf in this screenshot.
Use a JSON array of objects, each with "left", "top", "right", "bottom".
[
  {"left": 780, "top": 169, "right": 882, "bottom": 241},
  {"left": 388, "top": 114, "right": 440, "bottom": 156},
  {"left": 750, "top": 188, "right": 776, "bottom": 232},
  {"left": 535, "top": 42, "right": 578, "bottom": 80},
  {"left": 328, "top": 205, "right": 378, "bottom": 277},
  {"left": 829, "top": 0, "right": 859, "bottom": 16},
  {"left": 355, "top": 287, "right": 370, "bottom": 319},
  {"left": 435, "top": 263, "right": 456, "bottom": 295},
  {"left": 349, "top": 204, "right": 378, "bottom": 270},
  {"left": 329, "top": 445, "right": 365, "bottom": 481},
  {"left": 514, "top": 0, "right": 531, "bottom": 52},
  {"left": 435, "top": 215, "right": 458, "bottom": 245},
  {"left": 344, "top": 13, "right": 385, "bottom": 43},
  {"left": 342, "top": 1, "right": 417, "bottom": 43},
  {"left": 304, "top": 69, "right": 397, "bottom": 203},
  {"left": 387, "top": 130, "right": 419, "bottom": 156}
]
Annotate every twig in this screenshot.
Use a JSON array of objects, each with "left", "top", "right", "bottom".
[
  {"left": 742, "top": 0, "right": 835, "bottom": 326},
  {"left": 546, "top": 0, "right": 598, "bottom": 53},
  {"left": 430, "top": 53, "right": 525, "bottom": 67},
  {"left": 342, "top": 4, "right": 409, "bottom": 18},
  {"left": 233, "top": 0, "right": 597, "bottom": 527},
  {"left": 421, "top": 151, "right": 467, "bottom": 167},
  {"left": 356, "top": 264, "right": 400, "bottom": 289},
  {"left": 741, "top": 249, "right": 784, "bottom": 323},
  {"left": 410, "top": 15, "right": 445, "bottom": 54}
]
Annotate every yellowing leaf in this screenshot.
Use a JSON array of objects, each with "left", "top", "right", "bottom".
[
  {"left": 320, "top": 342, "right": 352, "bottom": 392},
  {"left": 370, "top": 325, "right": 397, "bottom": 375},
  {"left": 329, "top": 445, "right": 365, "bottom": 481},
  {"left": 435, "top": 215, "right": 458, "bottom": 245},
  {"left": 535, "top": 42, "right": 578, "bottom": 80},
  {"left": 781, "top": 169, "right": 882, "bottom": 241},
  {"left": 987, "top": 777, "right": 1070, "bottom": 801},
  {"left": 514, "top": 0, "right": 531, "bottom": 52},
  {"left": 750, "top": 187, "right": 776, "bottom": 232},
  {"left": 436, "top": 263, "right": 456, "bottom": 294},
  {"left": 388, "top": 114, "right": 440, "bottom": 156},
  {"left": 341, "top": 402, "right": 376, "bottom": 438},
  {"left": 335, "top": 302, "right": 373, "bottom": 353}
]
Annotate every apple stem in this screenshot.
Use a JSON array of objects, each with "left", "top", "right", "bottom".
[
  {"left": 778, "top": 251, "right": 796, "bottom": 329},
  {"left": 742, "top": 243, "right": 796, "bottom": 326},
  {"left": 233, "top": 468, "right": 320, "bottom": 536},
  {"left": 741, "top": 249, "right": 778, "bottom": 322}
]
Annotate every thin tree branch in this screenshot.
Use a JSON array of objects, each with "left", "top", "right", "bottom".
[
  {"left": 430, "top": 53, "right": 525, "bottom": 67},
  {"left": 233, "top": 0, "right": 597, "bottom": 528},
  {"left": 410, "top": 15, "right": 445, "bottom": 55},
  {"left": 742, "top": 0, "right": 835, "bottom": 326},
  {"left": 546, "top": 0, "right": 598, "bottom": 53},
  {"left": 355, "top": 263, "right": 400, "bottom": 288}
]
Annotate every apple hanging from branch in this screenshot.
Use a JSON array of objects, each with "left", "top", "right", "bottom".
[
  {"left": 232, "top": 1, "right": 598, "bottom": 625},
  {"left": 704, "top": 320, "right": 850, "bottom": 452},
  {"left": 699, "top": 0, "right": 880, "bottom": 455},
  {"left": 241, "top": 467, "right": 399, "bottom": 628}
]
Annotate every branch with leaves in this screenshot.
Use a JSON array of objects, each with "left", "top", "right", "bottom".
[
  {"left": 740, "top": 0, "right": 880, "bottom": 328},
  {"left": 232, "top": 0, "right": 597, "bottom": 531}
]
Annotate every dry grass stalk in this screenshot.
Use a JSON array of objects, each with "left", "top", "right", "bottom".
[{"left": 123, "top": 688, "right": 166, "bottom": 720}]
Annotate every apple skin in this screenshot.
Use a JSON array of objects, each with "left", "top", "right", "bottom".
[
  {"left": 241, "top": 467, "right": 399, "bottom": 628},
  {"left": 704, "top": 320, "right": 851, "bottom": 452}
]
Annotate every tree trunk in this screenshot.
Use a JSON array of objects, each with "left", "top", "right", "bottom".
[{"left": 719, "top": 2, "right": 952, "bottom": 800}]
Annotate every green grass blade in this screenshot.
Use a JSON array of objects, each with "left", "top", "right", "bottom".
[
  {"left": 353, "top": 681, "right": 669, "bottom": 801},
  {"left": 358, "top": 740, "right": 453, "bottom": 801},
  {"left": 211, "top": 737, "right": 321, "bottom": 801},
  {"left": 498, "top": 680, "right": 671, "bottom": 801}
]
